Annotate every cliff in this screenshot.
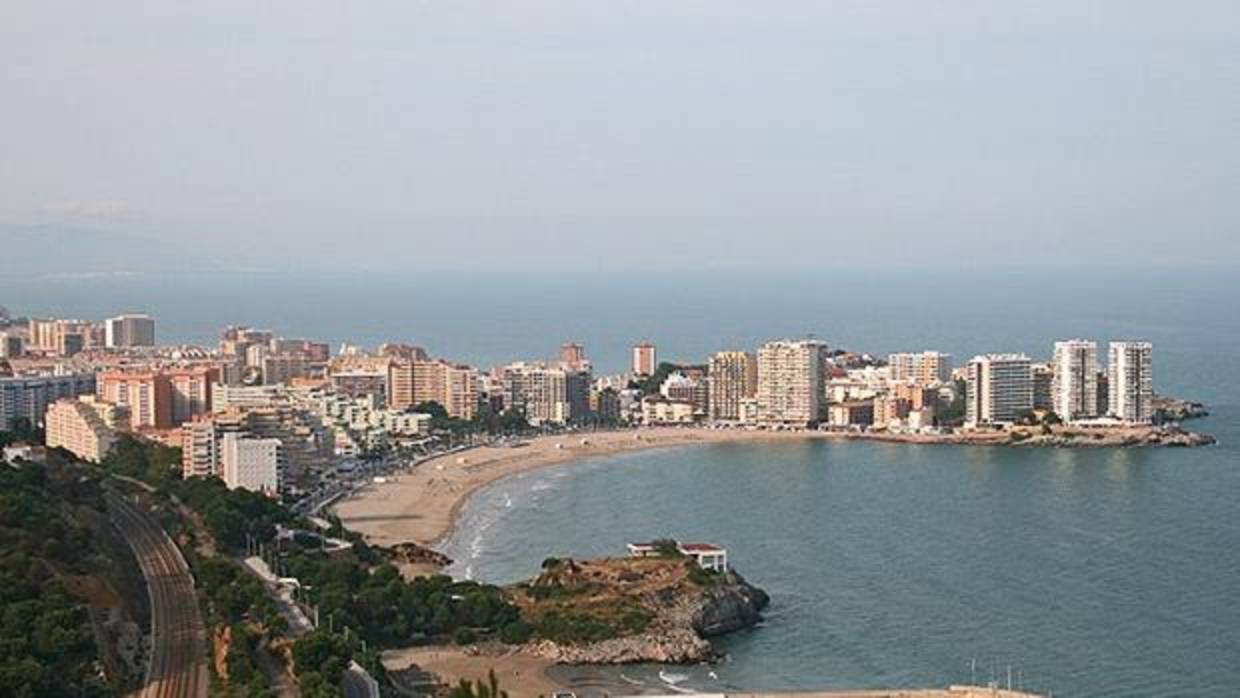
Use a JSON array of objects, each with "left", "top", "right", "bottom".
[{"left": 508, "top": 556, "right": 769, "bottom": 664}]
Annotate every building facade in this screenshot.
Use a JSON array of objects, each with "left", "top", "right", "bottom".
[
  {"left": 1108, "top": 341, "right": 1153, "bottom": 423},
  {"left": 756, "top": 340, "right": 825, "bottom": 426},
  {"left": 221, "top": 432, "right": 283, "bottom": 495},
  {"left": 1051, "top": 340, "right": 1099, "bottom": 422},
  {"left": 965, "top": 354, "right": 1033, "bottom": 426},
  {"left": 888, "top": 351, "right": 953, "bottom": 386},
  {"left": 632, "top": 343, "right": 657, "bottom": 377},
  {"left": 707, "top": 351, "right": 757, "bottom": 422},
  {"left": 45, "top": 398, "right": 117, "bottom": 463},
  {"left": 0, "top": 371, "right": 96, "bottom": 430},
  {"left": 105, "top": 314, "right": 156, "bottom": 348}
]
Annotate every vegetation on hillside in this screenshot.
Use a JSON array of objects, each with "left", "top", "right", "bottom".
[{"left": 0, "top": 458, "right": 121, "bottom": 697}]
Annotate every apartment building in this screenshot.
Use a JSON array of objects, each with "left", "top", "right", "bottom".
[
  {"left": 888, "top": 351, "right": 953, "bottom": 386},
  {"left": 1051, "top": 340, "right": 1099, "bottom": 422},
  {"left": 756, "top": 340, "right": 826, "bottom": 427},
  {"left": 707, "top": 351, "right": 757, "bottom": 422},
  {"left": 0, "top": 371, "right": 96, "bottom": 430},
  {"left": 632, "top": 343, "right": 657, "bottom": 377},
  {"left": 1108, "top": 341, "right": 1153, "bottom": 423},
  {"left": 388, "top": 359, "right": 478, "bottom": 419},
  {"left": 105, "top": 314, "right": 156, "bottom": 348},
  {"left": 45, "top": 398, "right": 118, "bottom": 463},
  {"left": 221, "top": 432, "right": 283, "bottom": 496},
  {"left": 965, "top": 354, "right": 1033, "bottom": 426}
]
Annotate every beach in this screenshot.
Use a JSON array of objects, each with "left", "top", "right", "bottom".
[{"left": 334, "top": 427, "right": 831, "bottom": 551}]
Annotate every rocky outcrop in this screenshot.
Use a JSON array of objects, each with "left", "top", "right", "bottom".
[
  {"left": 1153, "top": 395, "right": 1210, "bottom": 422},
  {"left": 1012, "top": 426, "right": 1216, "bottom": 448},
  {"left": 384, "top": 541, "right": 453, "bottom": 568},
  {"left": 511, "top": 557, "right": 769, "bottom": 664},
  {"left": 692, "top": 571, "right": 770, "bottom": 636}
]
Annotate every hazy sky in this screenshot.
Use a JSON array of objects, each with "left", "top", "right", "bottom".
[{"left": 2, "top": 2, "right": 1237, "bottom": 271}]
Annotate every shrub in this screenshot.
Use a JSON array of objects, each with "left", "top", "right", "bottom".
[
  {"left": 499, "top": 620, "right": 532, "bottom": 644},
  {"left": 453, "top": 627, "right": 477, "bottom": 645}
]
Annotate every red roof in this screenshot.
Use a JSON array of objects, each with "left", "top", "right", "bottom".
[{"left": 679, "top": 543, "right": 723, "bottom": 552}]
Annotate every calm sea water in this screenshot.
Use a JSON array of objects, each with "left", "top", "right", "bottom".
[{"left": 4, "top": 268, "right": 1238, "bottom": 695}]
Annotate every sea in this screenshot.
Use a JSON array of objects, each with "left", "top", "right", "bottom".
[{"left": 2, "top": 266, "right": 1237, "bottom": 696}]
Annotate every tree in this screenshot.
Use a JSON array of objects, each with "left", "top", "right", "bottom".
[{"left": 448, "top": 670, "right": 510, "bottom": 698}]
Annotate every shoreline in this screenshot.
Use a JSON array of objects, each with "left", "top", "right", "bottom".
[
  {"left": 332, "top": 424, "right": 1212, "bottom": 560},
  {"left": 335, "top": 427, "right": 830, "bottom": 552}
]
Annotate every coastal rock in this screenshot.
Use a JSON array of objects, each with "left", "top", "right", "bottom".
[
  {"left": 383, "top": 541, "right": 453, "bottom": 568},
  {"left": 1011, "top": 426, "right": 1215, "bottom": 448},
  {"left": 692, "top": 570, "right": 771, "bottom": 636},
  {"left": 511, "top": 557, "right": 769, "bottom": 665},
  {"left": 1152, "top": 395, "right": 1210, "bottom": 422}
]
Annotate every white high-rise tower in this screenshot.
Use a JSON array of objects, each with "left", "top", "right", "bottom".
[{"left": 1108, "top": 341, "right": 1153, "bottom": 423}]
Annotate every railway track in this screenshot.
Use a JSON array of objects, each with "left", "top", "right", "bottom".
[{"left": 107, "top": 491, "right": 209, "bottom": 698}]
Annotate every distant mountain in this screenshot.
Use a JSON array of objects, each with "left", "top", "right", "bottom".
[
  {"left": 0, "top": 223, "right": 173, "bottom": 275},
  {"left": 0, "top": 223, "right": 242, "bottom": 276}
]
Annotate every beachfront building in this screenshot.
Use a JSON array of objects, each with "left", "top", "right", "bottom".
[
  {"left": 965, "top": 354, "right": 1033, "bottom": 427},
  {"left": 502, "top": 362, "right": 571, "bottom": 425},
  {"left": 756, "top": 340, "right": 826, "bottom": 427},
  {"left": 104, "top": 314, "right": 156, "bottom": 348},
  {"left": 827, "top": 400, "right": 874, "bottom": 427},
  {"left": 1052, "top": 340, "right": 1099, "bottom": 422},
  {"left": 44, "top": 398, "right": 118, "bottom": 463},
  {"left": 872, "top": 396, "right": 912, "bottom": 429},
  {"left": 887, "top": 351, "right": 953, "bottom": 386},
  {"left": 627, "top": 541, "right": 729, "bottom": 572},
  {"left": 221, "top": 432, "right": 283, "bottom": 496},
  {"left": 1032, "top": 363, "right": 1054, "bottom": 411},
  {"left": 707, "top": 351, "right": 757, "bottom": 422},
  {"left": 1108, "top": 341, "right": 1153, "bottom": 424},
  {"left": 632, "top": 342, "right": 657, "bottom": 377},
  {"left": 640, "top": 396, "right": 696, "bottom": 425},
  {"left": 388, "top": 358, "right": 478, "bottom": 419},
  {"left": 661, "top": 372, "right": 709, "bottom": 416}
]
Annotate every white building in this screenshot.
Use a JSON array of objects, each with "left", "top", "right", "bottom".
[
  {"left": 105, "top": 314, "right": 156, "bottom": 348},
  {"left": 756, "top": 340, "right": 826, "bottom": 427},
  {"left": 1108, "top": 341, "right": 1153, "bottom": 423},
  {"left": 1051, "top": 340, "right": 1099, "bottom": 422},
  {"left": 627, "top": 541, "right": 728, "bottom": 572},
  {"left": 965, "top": 354, "right": 1033, "bottom": 426},
  {"left": 221, "top": 432, "right": 283, "bottom": 496}
]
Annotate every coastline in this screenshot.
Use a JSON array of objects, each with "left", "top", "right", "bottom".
[
  {"left": 334, "top": 427, "right": 830, "bottom": 552},
  {"left": 333, "top": 424, "right": 1213, "bottom": 559}
]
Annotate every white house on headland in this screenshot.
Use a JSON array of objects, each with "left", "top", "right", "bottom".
[{"left": 627, "top": 540, "right": 729, "bottom": 572}]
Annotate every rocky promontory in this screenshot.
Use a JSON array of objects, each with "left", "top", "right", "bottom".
[{"left": 507, "top": 555, "right": 769, "bottom": 664}]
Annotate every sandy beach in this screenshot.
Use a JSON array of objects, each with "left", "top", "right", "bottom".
[
  {"left": 383, "top": 645, "right": 559, "bottom": 698},
  {"left": 334, "top": 427, "right": 836, "bottom": 551}
]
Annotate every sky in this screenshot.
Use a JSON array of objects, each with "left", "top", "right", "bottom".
[{"left": 2, "top": 1, "right": 1237, "bottom": 272}]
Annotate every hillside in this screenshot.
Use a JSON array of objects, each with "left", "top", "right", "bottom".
[{"left": 0, "top": 457, "right": 150, "bottom": 696}]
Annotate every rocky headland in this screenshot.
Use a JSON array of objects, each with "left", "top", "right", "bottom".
[{"left": 508, "top": 555, "right": 769, "bottom": 664}]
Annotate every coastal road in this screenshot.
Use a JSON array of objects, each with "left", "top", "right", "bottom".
[{"left": 107, "top": 490, "right": 209, "bottom": 698}]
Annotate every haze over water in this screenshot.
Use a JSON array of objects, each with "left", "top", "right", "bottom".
[{"left": 3, "top": 268, "right": 1238, "bottom": 695}]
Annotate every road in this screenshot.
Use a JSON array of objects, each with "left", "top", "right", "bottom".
[{"left": 107, "top": 491, "right": 210, "bottom": 698}]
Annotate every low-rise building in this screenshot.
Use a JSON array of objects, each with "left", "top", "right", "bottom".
[
  {"left": 827, "top": 400, "right": 874, "bottom": 427},
  {"left": 641, "top": 396, "right": 696, "bottom": 425}
]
